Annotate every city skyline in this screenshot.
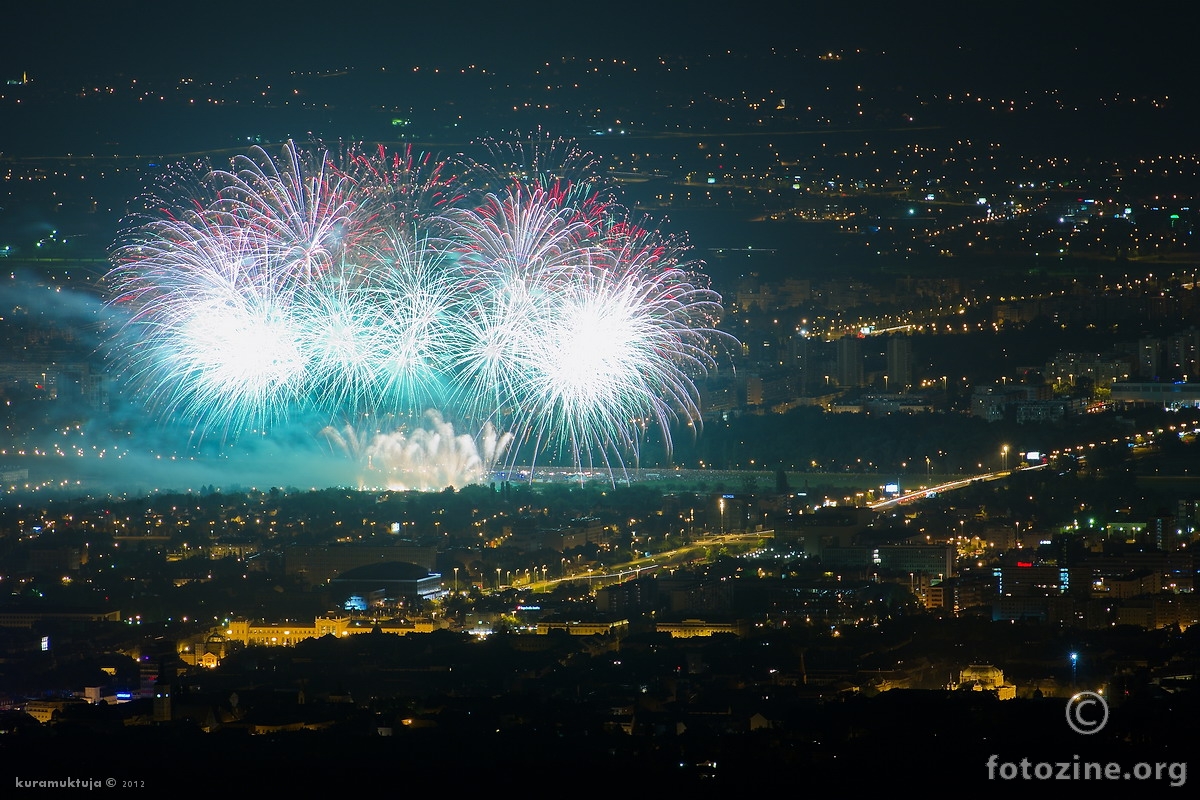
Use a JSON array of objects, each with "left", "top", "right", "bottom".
[{"left": 2, "top": 5, "right": 1199, "bottom": 791}]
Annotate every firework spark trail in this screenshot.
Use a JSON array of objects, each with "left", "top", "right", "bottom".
[
  {"left": 108, "top": 198, "right": 311, "bottom": 435},
  {"left": 107, "top": 136, "right": 734, "bottom": 486},
  {"left": 293, "top": 234, "right": 460, "bottom": 418},
  {"left": 438, "top": 181, "right": 606, "bottom": 429},
  {"left": 322, "top": 410, "right": 514, "bottom": 491},
  {"left": 511, "top": 236, "right": 725, "bottom": 475},
  {"left": 214, "top": 144, "right": 358, "bottom": 281},
  {"left": 339, "top": 142, "right": 467, "bottom": 235}
]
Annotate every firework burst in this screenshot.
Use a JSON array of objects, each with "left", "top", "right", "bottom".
[{"left": 106, "top": 136, "right": 734, "bottom": 486}]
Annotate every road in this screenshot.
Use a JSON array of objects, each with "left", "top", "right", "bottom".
[
  {"left": 868, "top": 464, "right": 1046, "bottom": 510},
  {"left": 502, "top": 530, "right": 773, "bottom": 593}
]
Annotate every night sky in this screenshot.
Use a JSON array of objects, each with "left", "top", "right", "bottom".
[
  {"left": 3, "top": 1, "right": 1194, "bottom": 89},
  {"left": 0, "top": 0, "right": 1192, "bottom": 171}
]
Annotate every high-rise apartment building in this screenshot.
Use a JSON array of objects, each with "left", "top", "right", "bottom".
[
  {"left": 836, "top": 335, "right": 864, "bottom": 387},
  {"left": 886, "top": 335, "right": 913, "bottom": 393}
]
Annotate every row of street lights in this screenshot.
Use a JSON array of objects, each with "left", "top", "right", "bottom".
[
  {"left": 483, "top": 566, "right": 550, "bottom": 590},
  {"left": 446, "top": 560, "right": 581, "bottom": 594},
  {"left": 917, "top": 445, "right": 1013, "bottom": 479}
]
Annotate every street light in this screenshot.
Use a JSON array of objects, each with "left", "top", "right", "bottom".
[
  {"left": 1071, "top": 652, "right": 1078, "bottom": 689},
  {"left": 453, "top": 566, "right": 459, "bottom": 594},
  {"left": 1001, "top": 444, "right": 1009, "bottom": 472}
]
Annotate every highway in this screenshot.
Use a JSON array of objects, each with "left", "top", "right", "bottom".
[
  {"left": 499, "top": 530, "right": 773, "bottom": 594},
  {"left": 869, "top": 463, "right": 1047, "bottom": 510}
]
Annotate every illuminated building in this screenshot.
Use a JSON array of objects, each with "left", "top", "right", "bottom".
[
  {"left": 655, "top": 619, "right": 749, "bottom": 638},
  {"left": 534, "top": 619, "right": 629, "bottom": 636},
  {"left": 221, "top": 614, "right": 439, "bottom": 647},
  {"left": 284, "top": 544, "right": 438, "bottom": 585},
  {"left": 950, "top": 664, "right": 1016, "bottom": 699}
]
